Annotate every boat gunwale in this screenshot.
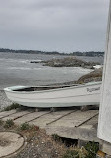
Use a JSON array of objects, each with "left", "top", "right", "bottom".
[{"left": 4, "top": 82, "right": 101, "bottom": 94}]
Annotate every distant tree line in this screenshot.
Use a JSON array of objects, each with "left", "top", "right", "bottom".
[
  {"left": 72, "top": 51, "right": 104, "bottom": 57},
  {"left": 0, "top": 48, "right": 60, "bottom": 55},
  {"left": 0, "top": 48, "right": 104, "bottom": 57}
]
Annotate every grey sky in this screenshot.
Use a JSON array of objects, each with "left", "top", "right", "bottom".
[{"left": 0, "top": 0, "right": 109, "bottom": 53}]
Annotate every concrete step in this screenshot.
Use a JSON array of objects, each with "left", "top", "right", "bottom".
[
  {"left": 2, "top": 110, "right": 32, "bottom": 121},
  {"left": 0, "top": 109, "right": 99, "bottom": 142},
  {"left": 14, "top": 111, "right": 50, "bottom": 124},
  {"left": 30, "top": 110, "right": 75, "bottom": 128},
  {"left": 0, "top": 110, "right": 17, "bottom": 119}
]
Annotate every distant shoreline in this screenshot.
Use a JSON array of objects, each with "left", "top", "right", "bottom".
[{"left": 0, "top": 48, "right": 104, "bottom": 57}]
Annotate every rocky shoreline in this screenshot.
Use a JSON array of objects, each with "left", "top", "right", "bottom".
[
  {"left": 41, "top": 57, "right": 100, "bottom": 69},
  {"left": 45, "top": 68, "right": 102, "bottom": 87},
  {"left": 76, "top": 67, "right": 102, "bottom": 84}
]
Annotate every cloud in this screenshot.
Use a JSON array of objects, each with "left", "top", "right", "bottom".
[{"left": 0, "top": 0, "right": 109, "bottom": 52}]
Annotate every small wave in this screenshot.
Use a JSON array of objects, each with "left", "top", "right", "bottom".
[
  {"left": 19, "top": 60, "right": 29, "bottom": 63},
  {"left": 0, "top": 58, "right": 30, "bottom": 64},
  {"left": 7, "top": 67, "right": 31, "bottom": 70},
  {"left": 33, "top": 68, "right": 42, "bottom": 70},
  {"left": 70, "top": 67, "right": 92, "bottom": 73}
]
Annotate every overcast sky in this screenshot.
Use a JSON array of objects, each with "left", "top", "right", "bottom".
[{"left": 0, "top": 0, "right": 109, "bottom": 53}]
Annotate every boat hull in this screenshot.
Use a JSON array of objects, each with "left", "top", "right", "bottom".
[{"left": 4, "top": 82, "right": 101, "bottom": 108}]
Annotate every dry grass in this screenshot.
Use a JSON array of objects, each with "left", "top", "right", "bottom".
[
  {"left": 0, "top": 121, "right": 99, "bottom": 158},
  {"left": 62, "top": 146, "right": 88, "bottom": 158}
]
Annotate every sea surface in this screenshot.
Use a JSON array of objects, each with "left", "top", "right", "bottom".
[{"left": 0, "top": 52, "right": 104, "bottom": 90}]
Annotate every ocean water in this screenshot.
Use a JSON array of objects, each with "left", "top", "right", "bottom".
[{"left": 0, "top": 52, "right": 104, "bottom": 90}]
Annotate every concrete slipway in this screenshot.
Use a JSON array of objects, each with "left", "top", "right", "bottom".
[{"left": 0, "top": 108, "right": 99, "bottom": 142}]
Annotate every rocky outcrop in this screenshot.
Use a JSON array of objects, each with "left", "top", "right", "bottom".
[
  {"left": 43, "top": 68, "right": 103, "bottom": 87},
  {"left": 43, "top": 57, "right": 100, "bottom": 69},
  {"left": 77, "top": 68, "right": 102, "bottom": 84},
  {"left": 30, "top": 60, "right": 43, "bottom": 63}
]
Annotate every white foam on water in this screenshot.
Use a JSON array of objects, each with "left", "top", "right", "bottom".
[
  {"left": 19, "top": 60, "right": 29, "bottom": 63},
  {"left": 7, "top": 67, "right": 31, "bottom": 70},
  {"left": 33, "top": 68, "right": 42, "bottom": 70},
  {"left": 71, "top": 67, "right": 92, "bottom": 74},
  {"left": 0, "top": 58, "right": 29, "bottom": 63}
]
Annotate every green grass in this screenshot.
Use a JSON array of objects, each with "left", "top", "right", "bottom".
[
  {"left": 18, "top": 123, "right": 40, "bottom": 133},
  {"left": 19, "top": 122, "right": 31, "bottom": 131},
  {"left": 84, "top": 141, "right": 99, "bottom": 158},
  {"left": 52, "top": 134, "right": 61, "bottom": 141},
  {"left": 3, "top": 103, "right": 20, "bottom": 111},
  {"left": 4, "top": 119, "right": 14, "bottom": 128},
  {"left": 62, "top": 141, "right": 99, "bottom": 158},
  {"left": 62, "top": 149, "right": 79, "bottom": 158}
]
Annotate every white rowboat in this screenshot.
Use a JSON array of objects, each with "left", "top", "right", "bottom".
[{"left": 4, "top": 82, "right": 101, "bottom": 108}]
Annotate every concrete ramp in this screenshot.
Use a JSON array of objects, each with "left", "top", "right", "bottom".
[{"left": 0, "top": 109, "right": 99, "bottom": 142}]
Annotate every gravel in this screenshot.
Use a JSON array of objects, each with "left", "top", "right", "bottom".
[
  {"left": 0, "top": 122, "right": 66, "bottom": 158},
  {"left": 0, "top": 90, "right": 12, "bottom": 110},
  {"left": 11, "top": 129, "right": 65, "bottom": 158}
]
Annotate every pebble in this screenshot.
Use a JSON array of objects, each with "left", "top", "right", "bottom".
[{"left": 0, "top": 90, "right": 12, "bottom": 110}]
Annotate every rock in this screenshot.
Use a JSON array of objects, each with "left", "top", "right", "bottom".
[
  {"left": 30, "top": 60, "right": 43, "bottom": 63},
  {"left": 42, "top": 57, "right": 100, "bottom": 68},
  {"left": 77, "top": 68, "right": 103, "bottom": 84}
]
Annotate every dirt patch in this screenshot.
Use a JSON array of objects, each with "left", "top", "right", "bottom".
[{"left": 0, "top": 138, "right": 10, "bottom": 147}]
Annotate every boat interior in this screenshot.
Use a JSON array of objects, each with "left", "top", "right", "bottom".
[{"left": 13, "top": 85, "right": 78, "bottom": 92}]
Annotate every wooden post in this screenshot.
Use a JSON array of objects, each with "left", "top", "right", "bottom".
[{"left": 98, "top": 0, "right": 111, "bottom": 155}]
